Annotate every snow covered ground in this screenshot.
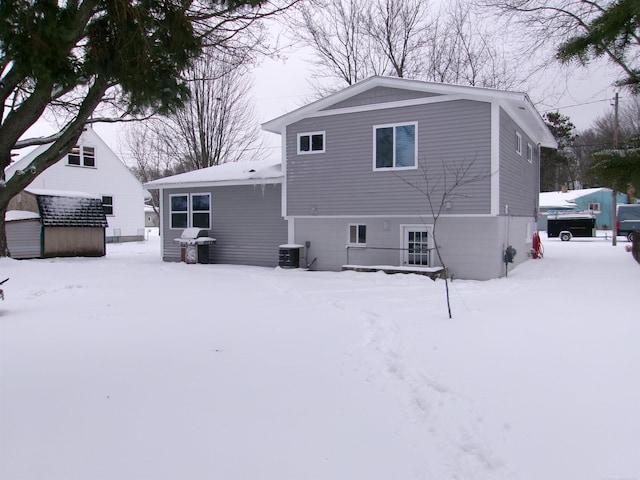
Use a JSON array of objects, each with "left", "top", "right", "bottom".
[{"left": 1, "top": 230, "right": 638, "bottom": 480}]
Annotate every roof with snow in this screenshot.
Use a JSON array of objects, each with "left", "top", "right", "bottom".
[
  {"left": 262, "top": 76, "right": 557, "bottom": 149},
  {"left": 539, "top": 188, "right": 610, "bottom": 208},
  {"left": 29, "top": 190, "right": 108, "bottom": 228},
  {"left": 144, "top": 159, "right": 282, "bottom": 189}
]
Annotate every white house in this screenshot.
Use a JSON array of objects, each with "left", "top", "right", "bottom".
[{"left": 7, "top": 127, "right": 145, "bottom": 242}]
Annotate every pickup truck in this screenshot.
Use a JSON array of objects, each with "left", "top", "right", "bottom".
[{"left": 617, "top": 204, "right": 640, "bottom": 241}]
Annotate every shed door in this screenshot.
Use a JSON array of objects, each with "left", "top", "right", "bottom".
[{"left": 402, "top": 225, "right": 432, "bottom": 266}]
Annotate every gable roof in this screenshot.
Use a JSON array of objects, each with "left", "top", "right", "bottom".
[
  {"left": 262, "top": 76, "right": 557, "bottom": 148},
  {"left": 144, "top": 159, "right": 282, "bottom": 189},
  {"left": 7, "top": 127, "right": 142, "bottom": 187},
  {"left": 27, "top": 189, "right": 108, "bottom": 227}
]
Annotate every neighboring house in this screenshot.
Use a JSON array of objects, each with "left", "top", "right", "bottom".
[
  {"left": 145, "top": 204, "right": 159, "bottom": 227},
  {"left": 144, "top": 160, "right": 287, "bottom": 267},
  {"left": 538, "top": 187, "right": 629, "bottom": 230},
  {"left": 7, "top": 127, "right": 145, "bottom": 242},
  {"left": 147, "top": 76, "right": 556, "bottom": 280},
  {"left": 6, "top": 189, "right": 108, "bottom": 258}
]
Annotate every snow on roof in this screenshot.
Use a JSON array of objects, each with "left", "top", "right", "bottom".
[
  {"left": 6, "top": 210, "right": 40, "bottom": 221},
  {"left": 539, "top": 188, "right": 609, "bottom": 208},
  {"left": 26, "top": 188, "right": 101, "bottom": 199},
  {"left": 144, "top": 159, "right": 282, "bottom": 189}
]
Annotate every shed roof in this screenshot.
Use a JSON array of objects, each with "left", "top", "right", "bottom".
[
  {"left": 144, "top": 159, "right": 282, "bottom": 189},
  {"left": 31, "top": 190, "right": 108, "bottom": 227},
  {"left": 539, "top": 187, "right": 610, "bottom": 208}
]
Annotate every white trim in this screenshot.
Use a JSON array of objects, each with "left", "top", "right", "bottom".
[
  {"left": 147, "top": 178, "right": 282, "bottom": 190},
  {"left": 297, "top": 131, "right": 326, "bottom": 154},
  {"left": 515, "top": 131, "right": 522, "bottom": 155},
  {"left": 399, "top": 224, "right": 434, "bottom": 267},
  {"left": 491, "top": 102, "right": 500, "bottom": 216},
  {"left": 372, "top": 121, "right": 418, "bottom": 171},
  {"left": 281, "top": 128, "right": 288, "bottom": 218},
  {"left": 347, "top": 223, "right": 367, "bottom": 246},
  {"left": 169, "top": 192, "right": 211, "bottom": 230},
  {"left": 290, "top": 213, "right": 496, "bottom": 219}
]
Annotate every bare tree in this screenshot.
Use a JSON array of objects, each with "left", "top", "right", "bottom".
[
  {"left": 290, "top": 0, "right": 522, "bottom": 93},
  {"left": 122, "top": 48, "right": 266, "bottom": 188},
  {"left": 398, "top": 158, "right": 491, "bottom": 319}
]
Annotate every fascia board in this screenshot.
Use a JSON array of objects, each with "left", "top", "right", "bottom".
[{"left": 144, "top": 177, "right": 282, "bottom": 190}]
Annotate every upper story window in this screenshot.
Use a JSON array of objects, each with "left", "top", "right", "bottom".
[
  {"left": 102, "top": 195, "right": 114, "bottom": 216},
  {"left": 68, "top": 146, "right": 96, "bottom": 167},
  {"left": 170, "top": 193, "right": 211, "bottom": 229},
  {"left": 374, "top": 122, "right": 417, "bottom": 170},
  {"left": 515, "top": 132, "right": 522, "bottom": 155},
  {"left": 526, "top": 143, "right": 533, "bottom": 163},
  {"left": 297, "top": 132, "right": 325, "bottom": 154},
  {"left": 588, "top": 202, "right": 601, "bottom": 212}
]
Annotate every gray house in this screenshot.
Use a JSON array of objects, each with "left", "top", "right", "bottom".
[{"left": 147, "top": 76, "right": 556, "bottom": 280}]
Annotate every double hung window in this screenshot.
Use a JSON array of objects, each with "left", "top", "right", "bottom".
[
  {"left": 102, "top": 195, "right": 114, "bottom": 216},
  {"left": 374, "top": 123, "right": 417, "bottom": 170},
  {"left": 170, "top": 193, "right": 211, "bottom": 229},
  {"left": 527, "top": 143, "right": 533, "bottom": 163}
]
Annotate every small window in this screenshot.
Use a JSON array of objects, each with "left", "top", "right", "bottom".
[
  {"left": 83, "top": 146, "right": 95, "bottom": 167},
  {"left": 102, "top": 195, "right": 114, "bottom": 216},
  {"left": 67, "top": 145, "right": 96, "bottom": 167},
  {"left": 68, "top": 146, "right": 81, "bottom": 165},
  {"left": 588, "top": 203, "right": 601, "bottom": 212},
  {"left": 298, "top": 132, "right": 325, "bottom": 154},
  {"left": 515, "top": 132, "right": 522, "bottom": 155},
  {"left": 170, "top": 193, "right": 211, "bottom": 229},
  {"left": 374, "top": 123, "right": 417, "bottom": 170},
  {"left": 527, "top": 143, "right": 533, "bottom": 163},
  {"left": 348, "top": 224, "right": 367, "bottom": 246}
]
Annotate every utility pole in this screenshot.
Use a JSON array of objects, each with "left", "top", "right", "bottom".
[{"left": 612, "top": 92, "right": 619, "bottom": 246}]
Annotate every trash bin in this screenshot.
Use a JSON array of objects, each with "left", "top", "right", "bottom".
[
  {"left": 174, "top": 228, "right": 216, "bottom": 264},
  {"left": 279, "top": 244, "right": 303, "bottom": 268}
]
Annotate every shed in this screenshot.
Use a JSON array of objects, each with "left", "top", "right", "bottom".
[{"left": 7, "top": 189, "right": 109, "bottom": 259}]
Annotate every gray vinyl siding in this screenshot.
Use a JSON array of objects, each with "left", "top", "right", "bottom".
[
  {"left": 162, "top": 183, "right": 287, "bottom": 267},
  {"left": 7, "top": 219, "right": 42, "bottom": 259},
  {"left": 294, "top": 215, "right": 531, "bottom": 280},
  {"left": 322, "top": 86, "right": 440, "bottom": 110},
  {"left": 286, "top": 99, "right": 492, "bottom": 217},
  {"left": 499, "top": 108, "right": 540, "bottom": 217}
]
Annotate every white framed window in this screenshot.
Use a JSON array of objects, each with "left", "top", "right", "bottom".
[
  {"left": 348, "top": 224, "right": 367, "bottom": 246},
  {"left": 527, "top": 143, "right": 533, "bottom": 163},
  {"left": 67, "top": 145, "right": 96, "bottom": 167},
  {"left": 588, "top": 202, "right": 601, "bottom": 212},
  {"left": 297, "top": 132, "right": 325, "bottom": 154},
  {"left": 515, "top": 132, "right": 522, "bottom": 155},
  {"left": 374, "top": 122, "right": 417, "bottom": 170},
  {"left": 170, "top": 193, "right": 211, "bottom": 229},
  {"left": 101, "top": 195, "right": 114, "bottom": 216}
]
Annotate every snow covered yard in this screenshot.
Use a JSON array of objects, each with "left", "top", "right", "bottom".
[{"left": 1, "top": 232, "right": 638, "bottom": 480}]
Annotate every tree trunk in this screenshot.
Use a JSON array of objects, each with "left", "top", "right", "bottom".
[{"left": 0, "top": 203, "right": 8, "bottom": 257}]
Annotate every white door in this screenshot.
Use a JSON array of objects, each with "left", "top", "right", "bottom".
[{"left": 402, "top": 226, "right": 431, "bottom": 266}]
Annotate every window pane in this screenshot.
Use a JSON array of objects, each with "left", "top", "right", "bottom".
[
  {"left": 171, "top": 213, "right": 188, "bottom": 229},
  {"left": 192, "top": 212, "right": 210, "bottom": 229},
  {"left": 102, "top": 196, "right": 113, "bottom": 215},
  {"left": 376, "top": 127, "right": 393, "bottom": 168},
  {"left": 192, "top": 194, "right": 210, "bottom": 211},
  {"left": 311, "top": 134, "right": 324, "bottom": 151},
  {"left": 68, "top": 146, "right": 80, "bottom": 165},
  {"left": 171, "top": 195, "right": 188, "bottom": 212},
  {"left": 349, "top": 225, "right": 357, "bottom": 243},
  {"left": 395, "top": 125, "right": 415, "bottom": 167},
  {"left": 299, "top": 135, "right": 310, "bottom": 152},
  {"left": 358, "top": 225, "right": 366, "bottom": 244},
  {"left": 83, "top": 146, "right": 95, "bottom": 167}
]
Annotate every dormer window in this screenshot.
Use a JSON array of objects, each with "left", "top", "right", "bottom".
[
  {"left": 297, "top": 132, "right": 325, "bottom": 154},
  {"left": 68, "top": 146, "right": 96, "bottom": 167}
]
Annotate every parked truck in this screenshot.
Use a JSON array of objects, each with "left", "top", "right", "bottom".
[{"left": 617, "top": 204, "right": 640, "bottom": 241}]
